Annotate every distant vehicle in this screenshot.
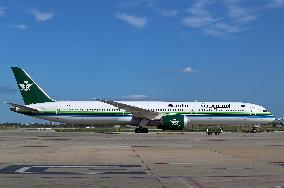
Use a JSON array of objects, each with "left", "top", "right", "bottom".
[
  {"left": 206, "top": 127, "right": 223, "bottom": 135},
  {"left": 37, "top": 128, "right": 52, "bottom": 131},
  {"left": 7, "top": 67, "right": 275, "bottom": 133}
]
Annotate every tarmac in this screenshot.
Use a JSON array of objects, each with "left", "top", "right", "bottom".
[{"left": 0, "top": 130, "right": 284, "bottom": 188}]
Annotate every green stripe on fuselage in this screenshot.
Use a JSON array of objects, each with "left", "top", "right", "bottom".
[{"left": 20, "top": 110, "right": 272, "bottom": 116}]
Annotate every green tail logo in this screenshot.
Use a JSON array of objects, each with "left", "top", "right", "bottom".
[
  {"left": 11, "top": 67, "right": 55, "bottom": 105},
  {"left": 19, "top": 81, "right": 33, "bottom": 91}
]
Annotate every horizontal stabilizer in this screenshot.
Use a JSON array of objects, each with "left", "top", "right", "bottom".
[{"left": 5, "top": 102, "right": 39, "bottom": 113}]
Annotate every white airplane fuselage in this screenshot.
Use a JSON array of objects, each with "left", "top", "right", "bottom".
[{"left": 17, "top": 101, "right": 275, "bottom": 127}]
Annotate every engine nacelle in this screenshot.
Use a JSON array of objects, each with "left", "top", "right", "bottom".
[{"left": 158, "top": 114, "right": 189, "bottom": 130}]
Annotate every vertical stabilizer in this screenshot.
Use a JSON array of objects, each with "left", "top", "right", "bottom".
[{"left": 11, "top": 67, "right": 55, "bottom": 105}]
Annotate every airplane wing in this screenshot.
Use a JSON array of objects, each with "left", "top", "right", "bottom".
[
  {"left": 96, "top": 99, "right": 159, "bottom": 119},
  {"left": 5, "top": 102, "right": 39, "bottom": 113}
]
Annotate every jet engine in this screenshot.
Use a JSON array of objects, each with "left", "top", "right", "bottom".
[{"left": 158, "top": 114, "right": 189, "bottom": 130}]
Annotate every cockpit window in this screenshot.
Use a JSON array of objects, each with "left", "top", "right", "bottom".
[
  {"left": 241, "top": 105, "right": 245, "bottom": 107},
  {"left": 263, "top": 110, "right": 267, "bottom": 112}
]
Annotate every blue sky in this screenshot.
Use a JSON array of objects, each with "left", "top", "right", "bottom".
[{"left": 0, "top": 0, "right": 284, "bottom": 123}]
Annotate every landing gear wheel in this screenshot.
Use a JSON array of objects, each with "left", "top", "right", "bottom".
[
  {"left": 135, "top": 128, "right": 141, "bottom": 133},
  {"left": 135, "top": 127, "right": 148, "bottom": 133},
  {"left": 142, "top": 128, "right": 148, "bottom": 133}
]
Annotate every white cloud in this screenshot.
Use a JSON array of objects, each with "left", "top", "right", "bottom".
[
  {"left": 204, "top": 28, "right": 224, "bottom": 37},
  {"left": 182, "top": 66, "right": 199, "bottom": 74},
  {"left": 8, "top": 24, "right": 28, "bottom": 30},
  {"left": 159, "top": 9, "right": 178, "bottom": 17},
  {"left": 145, "top": 0, "right": 158, "bottom": 8},
  {"left": 117, "top": 0, "right": 160, "bottom": 9},
  {"left": 117, "top": 1, "right": 144, "bottom": 9},
  {"left": 183, "top": 16, "right": 218, "bottom": 28},
  {"left": 0, "top": 6, "right": 7, "bottom": 16},
  {"left": 116, "top": 12, "right": 147, "bottom": 28},
  {"left": 266, "top": 0, "right": 284, "bottom": 8},
  {"left": 117, "top": 95, "right": 152, "bottom": 101},
  {"left": 30, "top": 9, "right": 54, "bottom": 22},
  {"left": 183, "top": 0, "right": 219, "bottom": 28},
  {"left": 207, "top": 22, "right": 244, "bottom": 35},
  {"left": 225, "top": 0, "right": 257, "bottom": 24},
  {"left": 187, "top": 0, "right": 211, "bottom": 17},
  {"left": 182, "top": 0, "right": 258, "bottom": 37}
]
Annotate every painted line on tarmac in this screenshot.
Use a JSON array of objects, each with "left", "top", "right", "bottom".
[
  {"left": 14, "top": 167, "right": 32, "bottom": 174},
  {"left": 0, "top": 164, "right": 145, "bottom": 175},
  {"left": 68, "top": 146, "right": 131, "bottom": 148},
  {"left": 155, "top": 162, "right": 215, "bottom": 165}
]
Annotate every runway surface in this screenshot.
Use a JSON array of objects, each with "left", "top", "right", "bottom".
[{"left": 0, "top": 130, "right": 284, "bottom": 188}]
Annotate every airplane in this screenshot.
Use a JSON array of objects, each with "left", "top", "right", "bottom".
[{"left": 7, "top": 67, "right": 275, "bottom": 133}]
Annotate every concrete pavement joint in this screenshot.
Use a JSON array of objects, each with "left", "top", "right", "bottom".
[{"left": 131, "top": 148, "right": 167, "bottom": 188}]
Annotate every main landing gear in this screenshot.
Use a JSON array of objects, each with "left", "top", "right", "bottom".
[
  {"left": 248, "top": 126, "right": 260, "bottom": 133},
  {"left": 135, "top": 127, "right": 148, "bottom": 133},
  {"left": 250, "top": 127, "right": 257, "bottom": 133}
]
